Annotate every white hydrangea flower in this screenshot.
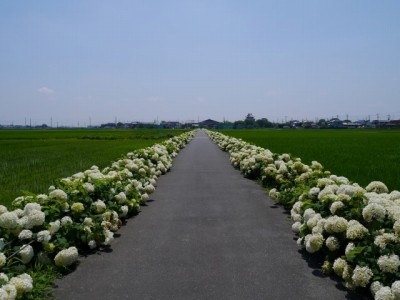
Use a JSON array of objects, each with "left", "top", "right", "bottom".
[
  {"left": 346, "top": 220, "right": 369, "bottom": 240},
  {"left": 318, "top": 185, "right": 338, "bottom": 200},
  {"left": 371, "top": 281, "right": 384, "bottom": 296},
  {"left": 71, "top": 202, "right": 85, "bottom": 213},
  {"left": 93, "top": 200, "right": 106, "bottom": 213},
  {"left": 311, "top": 161, "right": 323, "bottom": 170},
  {"left": 144, "top": 184, "right": 155, "bottom": 194},
  {"left": 61, "top": 216, "right": 73, "bottom": 226},
  {"left": 303, "top": 208, "right": 316, "bottom": 223},
  {"left": 9, "top": 273, "right": 33, "bottom": 297},
  {"left": 119, "top": 205, "right": 129, "bottom": 218},
  {"left": 0, "top": 287, "right": 7, "bottom": 299},
  {"left": 312, "top": 219, "right": 326, "bottom": 234},
  {"left": 141, "top": 193, "right": 149, "bottom": 202},
  {"left": 317, "top": 178, "right": 335, "bottom": 188},
  {"left": 374, "top": 233, "right": 398, "bottom": 249},
  {"left": 325, "top": 236, "right": 340, "bottom": 252},
  {"left": 308, "top": 187, "right": 320, "bottom": 199},
  {"left": 306, "top": 213, "right": 322, "bottom": 229},
  {"left": 83, "top": 182, "right": 95, "bottom": 193},
  {"left": 54, "top": 247, "right": 79, "bottom": 267},
  {"left": 115, "top": 192, "right": 127, "bottom": 204},
  {"left": 375, "top": 286, "right": 394, "bottom": 300},
  {"left": 351, "top": 265, "right": 373, "bottom": 287},
  {"left": 291, "top": 213, "right": 302, "bottom": 223},
  {"left": 88, "top": 240, "right": 97, "bottom": 249},
  {"left": 0, "top": 253, "right": 7, "bottom": 269},
  {"left": 0, "top": 212, "right": 18, "bottom": 229},
  {"left": 333, "top": 257, "right": 348, "bottom": 277},
  {"left": 49, "top": 220, "right": 61, "bottom": 235},
  {"left": 391, "top": 281, "right": 400, "bottom": 299},
  {"left": 37, "top": 230, "right": 52, "bottom": 243},
  {"left": 23, "top": 203, "right": 41, "bottom": 215},
  {"left": 83, "top": 217, "right": 93, "bottom": 225},
  {"left": 49, "top": 189, "right": 68, "bottom": 201},
  {"left": 336, "top": 194, "right": 351, "bottom": 202},
  {"left": 26, "top": 210, "right": 45, "bottom": 228},
  {"left": 366, "top": 181, "right": 389, "bottom": 194},
  {"left": 19, "top": 245, "right": 34, "bottom": 264},
  {"left": 378, "top": 254, "right": 400, "bottom": 273},
  {"left": 2, "top": 283, "right": 17, "bottom": 299},
  {"left": 0, "top": 205, "right": 8, "bottom": 215},
  {"left": 345, "top": 242, "right": 355, "bottom": 258},
  {"left": 18, "top": 229, "right": 33, "bottom": 240},
  {"left": 362, "top": 203, "right": 386, "bottom": 222},
  {"left": 305, "top": 233, "right": 324, "bottom": 253},
  {"left": 324, "top": 216, "right": 348, "bottom": 233},
  {"left": 102, "top": 229, "right": 114, "bottom": 246},
  {"left": 330, "top": 201, "right": 345, "bottom": 215},
  {"left": 291, "top": 221, "right": 302, "bottom": 233},
  {"left": 14, "top": 209, "right": 24, "bottom": 218},
  {"left": 394, "top": 220, "right": 400, "bottom": 236},
  {"left": 0, "top": 272, "right": 8, "bottom": 283}
]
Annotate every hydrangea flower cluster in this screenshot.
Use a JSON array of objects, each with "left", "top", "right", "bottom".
[
  {"left": 207, "top": 130, "right": 400, "bottom": 300},
  {"left": 0, "top": 130, "right": 195, "bottom": 298}
]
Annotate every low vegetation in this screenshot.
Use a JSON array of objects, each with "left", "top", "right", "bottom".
[
  {"left": 219, "top": 129, "right": 400, "bottom": 191},
  {"left": 0, "top": 129, "right": 187, "bottom": 208}
]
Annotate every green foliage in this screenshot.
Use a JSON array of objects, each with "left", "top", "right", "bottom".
[
  {"left": 219, "top": 129, "right": 400, "bottom": 191},
  {"left": 0, "top": 129, "right": 187, "bottom": 208}
]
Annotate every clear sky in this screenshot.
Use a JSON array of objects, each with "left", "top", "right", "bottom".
[{"left": 1, "top": 0, "right": 399, "bottom": 126}]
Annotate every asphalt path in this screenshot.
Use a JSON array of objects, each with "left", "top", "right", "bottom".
[{"left": 54, "top": 130, "right": 363, "bottom": 300}]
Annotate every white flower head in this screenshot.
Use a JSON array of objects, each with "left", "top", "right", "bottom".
[
  {"left": 325, "top": 236, "right": 340, "bottom": 252},
  {"left": 49, "top": 220, "right": 61, "bottom": 235},
  {"left": 61, "top": 216, "right": 73, "bottom": 226},
  {"left": 0, "top": 212, "right": 18, "bottom": 229},
  {"left": 351, "top": 265, "right": 373, "bottom": 287},
  {"left": 19, "top": 245, "right": 34, "bottom": 264},
  {"left": 18, "top": 229, "right": 33, "bottom": 240},
  {"left": 366, "top": 181, "right": 389, "bottom": 194},
  {"left": 37, "top": 230, "right": 52, "bottom": 243},
  {"left": 54, "top": 247, "right": 79, "bottom": 267},
  {"left": 375, "top": 286, "right": 394, "bottom": 300},
  {"left": 330, "top": 201, "right": 345, "bottom": 215},
  {"left": 378, "top": 254, "right": 400, "bottom": 273},
  {"left": 9, "top": 273, "right": 33, "bottom": 296},
  {"left": 363, "top": 203, "right": 386, "bottom": 222},
  {"left": 49, "top": 189, "right": 68, "bottom": 201}
]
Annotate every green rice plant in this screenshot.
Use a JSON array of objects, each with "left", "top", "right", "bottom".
[
  {"left": 219, "top": 129, "right": 400, "bottom": 191},
  {"left": 0, "top": 129, "right": 187, "bottom": 208}
]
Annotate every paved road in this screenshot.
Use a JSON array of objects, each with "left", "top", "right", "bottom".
[{"left": 54, "top": 130, "right": 362, "bottom": 300}]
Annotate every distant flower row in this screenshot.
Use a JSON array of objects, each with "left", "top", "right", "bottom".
[
  {"left": 206, "top": 130, "right": 400, "bottom": 300},
  {"left": 0, "top": 131, "right": 195, "bottom": 299}
]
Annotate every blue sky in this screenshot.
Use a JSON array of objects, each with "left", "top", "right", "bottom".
[{"left": 1, "top": 1, "right": 399, "bottom": 125}]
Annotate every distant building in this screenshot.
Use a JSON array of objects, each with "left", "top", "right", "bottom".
[
  {"left": 199, "top": 119, "right": 220, "bottom": 129},
  {"left": 160, "top": 121, "right": 182, "bottom": 129}
]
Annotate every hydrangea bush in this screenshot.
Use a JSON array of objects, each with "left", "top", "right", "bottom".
[
  {"left": 206, "top": 130, "right": 400, "bottom": 300},
  {"left": 0, "top": 131, "right": 195, "bottom": 299}
]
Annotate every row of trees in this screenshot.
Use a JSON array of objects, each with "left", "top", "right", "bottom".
[{"left": 230, "top": 113, "right": 273, "bottom": 129}]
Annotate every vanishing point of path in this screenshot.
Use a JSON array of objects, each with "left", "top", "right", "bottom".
[{"left": 55, "top": 131, "right": 361, "bottom": 300}]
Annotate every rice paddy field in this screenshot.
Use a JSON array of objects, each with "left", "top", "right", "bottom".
[
  {"left": 0, "top": 129, "right": 187, "bottom": 208},
  {"left": 219, "top": 129, "right": 400, "bottom": 192}
]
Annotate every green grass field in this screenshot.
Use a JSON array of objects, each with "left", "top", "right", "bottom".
[
  {"left": 219, "top": 129, "right": 400, "bottom": 191},
  {"left": 0, "top": 129, "right": 187, "bottom": 207}
]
